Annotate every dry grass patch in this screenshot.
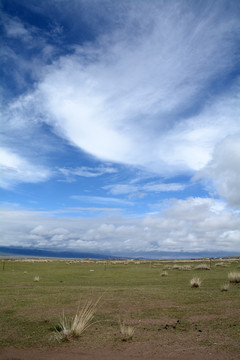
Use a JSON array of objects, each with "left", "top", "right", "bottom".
[
  {"left": 160, "top": 271, "right": 168, "bottom": 277},
  {"left": 172, "top": 264, "right": 181, "bottom": 270},
  {"left": 34, "top": 276, "right": 40, "bottom": 282},
  {"left": 55, "top": 299, "right": 99, "bottom": 342},
  {"left": 220, "top": 283, "right": 229, "bottom": 292},
  {"left": 228, "top": 272, "right": 240, "bottom": 283},
  {"left": 119, "top": 320, "right": 135, "bottom": 341},
  {"left": 163, "top": 265, "right": 171, "bottom": 270},
  {"left": 181, "top": 265, "right": 191, "bottom": 271},
  {"left": 190, "top": 277, "right": 201, "bottom": 288},
  {"left": 215, "top": 262, "right": 225, "bottom": 267},
  {"left": 195, "top": 263, "right": 210, "bottom": 270}
]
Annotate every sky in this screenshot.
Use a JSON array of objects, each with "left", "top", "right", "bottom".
[{"left": 0, "top": 0, "right": 240, "bottom": 258}]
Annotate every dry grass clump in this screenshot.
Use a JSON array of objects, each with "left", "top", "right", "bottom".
[
  {"left": 163, "top": 265, "right": 171, "bottom": 270},
  {"left": 182, "top": 265, "right": 191, "bottom": 271},
  {"left": 220, "top": 283, "right": 229, "bottom": 292},
  {"left": 55, "top": 300, "right": 99, "bottom": 342},
  {"left": 190, "top": 277, "right": 201, "bottom": 288},
  {"left": 215, "top": 262, "right": 225, "bottom": 267},
  {"left": 34, "top": 276, "right": 40, "bottom": 282},
  {"left": 195, "top": 263, "right": 210, "bottom": 270},
  {"left": 160, "top": 271, "right": 168, "bottom": 277},
  {"left": 172, "top": 265, "right": 191, "bottom": 271},
  {"left": 228, "top": 272, "right": 240, "bottom": 283},
  {"left": 172, "top": 264, "right": 181, "bottom": 270},
  {"left": 119, "top": 320, "right": 135, "bottom": 341}
]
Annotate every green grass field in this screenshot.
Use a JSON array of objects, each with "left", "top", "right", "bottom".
[{"left": 0, "top": 258, "right": 240, "bottom": 355}]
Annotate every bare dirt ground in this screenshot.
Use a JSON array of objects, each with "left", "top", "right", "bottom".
[{"left": 0, "top": 342, "right": 237, "bottom": 360}]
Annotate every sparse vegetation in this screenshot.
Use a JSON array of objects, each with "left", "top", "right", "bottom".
[
  {"left": 228, "top": 271, "right": 240, "bottom": 283},
  {"left": 0, "top": 257, "right": 240, "bottom": 356},
  {"left": 190, "top": 277, "right": 201, "bottom": 288}
]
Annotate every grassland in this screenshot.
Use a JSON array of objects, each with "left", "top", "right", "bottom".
[{"left": 0, "top": 257, "right": 239, "bottom": 359}]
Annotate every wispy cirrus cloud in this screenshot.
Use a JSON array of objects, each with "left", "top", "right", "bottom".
[
  {"left": 58, "top": 165, "right": 117, "bottom": 182},
  {"left": 103, "top": 182, "right": 186, "bottom": 195},
  {"left": 1, "top": 0, "right": 239, "bottom": 181},
  {"left": 71, "top": 195, "right": 133, "bottom": 206},
  {"left": 31, "top": 1, "right": 239, "bottom": 175}
]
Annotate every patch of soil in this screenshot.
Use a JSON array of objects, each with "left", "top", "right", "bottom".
[{"left": 0, "top": 342, "right": 237, "bottom": 360}]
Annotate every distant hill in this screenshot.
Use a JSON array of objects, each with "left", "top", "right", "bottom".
[
  {"left": 0, "top": 246, "right": 239, "bottom": 260},
  {"left": 0, "top": 246, "right": 113, "bottom": 259}
]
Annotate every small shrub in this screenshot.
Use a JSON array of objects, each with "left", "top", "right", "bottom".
[
  {"left": 119, "top": 320, "right": 134, "bottom": 341},
  {"left": 220, "top": 283, "right": 229, "bottom": 292},
  {"left": 55, "top": 299, "right": 99, "bottom": 342},
  {"left": 195, "top": 263, "right": 210, "bottom": 270},
  {"left": 34, "top": 276, "right": 40, "bottom": 282},
  {"left": 160, "top": 271, "right": 168, "bottom": 276},
  {"left": 190, "top": 277, "right": 201, "bottom": 288},
  {"left": 228, "top": 272, "right": 240, "bottom": 283}
]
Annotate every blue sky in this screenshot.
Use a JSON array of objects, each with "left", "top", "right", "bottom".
[{"left": 0, "top": 0, "right": 240, "bottom": 258}]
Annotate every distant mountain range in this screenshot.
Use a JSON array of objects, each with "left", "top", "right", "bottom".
[{"left": 0, "top": 246, "right": 239, "bottom": 260}]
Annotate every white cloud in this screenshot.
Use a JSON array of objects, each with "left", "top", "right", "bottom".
[
  {"left": 1, "top": 197, "right": 239, "bottom": 255},
  {"left": 0, "top": 148, "right": 52, "bottom": 189},
  {"left": 194, "top": 135, "right": 240, "bottom": 207},
  {"left": 71, "top": 195, "right": 133, "bottom": 206},
  {"left": 103, "top": 184, "right": 138, "bottom": 195},
  {"left": 58, "top": 165, "right": 117, "bottom": 181},
  {"left": 3, "top": 16, "right": 32, "bottom": 41},
  {"left": 31, "top": 1, "right": 239, "bottom": 175},
  {"left": 104, "top": 182, "right": 186, "bottom": 195}
]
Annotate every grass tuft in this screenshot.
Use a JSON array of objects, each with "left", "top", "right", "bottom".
[
  {"left": 228, "top": 272, "right": 240, "bottom": 283},
  {"left": 190, "top": 277, "right": 201, "bottom": 288},
  {"left": 119, "top": 320, "right": 135, "bottom": 341},
  {"left": 195, "top": 264, "right": 210, "bottom": 270},
  {"left": 220, "top": 283, "right": 229, "bottom": 292},
  {"left": 55, "top": 299, "right": 99, "bottom": 342},
  {"left": 160, "top": 271, "right": 168, "bottom": 276}
]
